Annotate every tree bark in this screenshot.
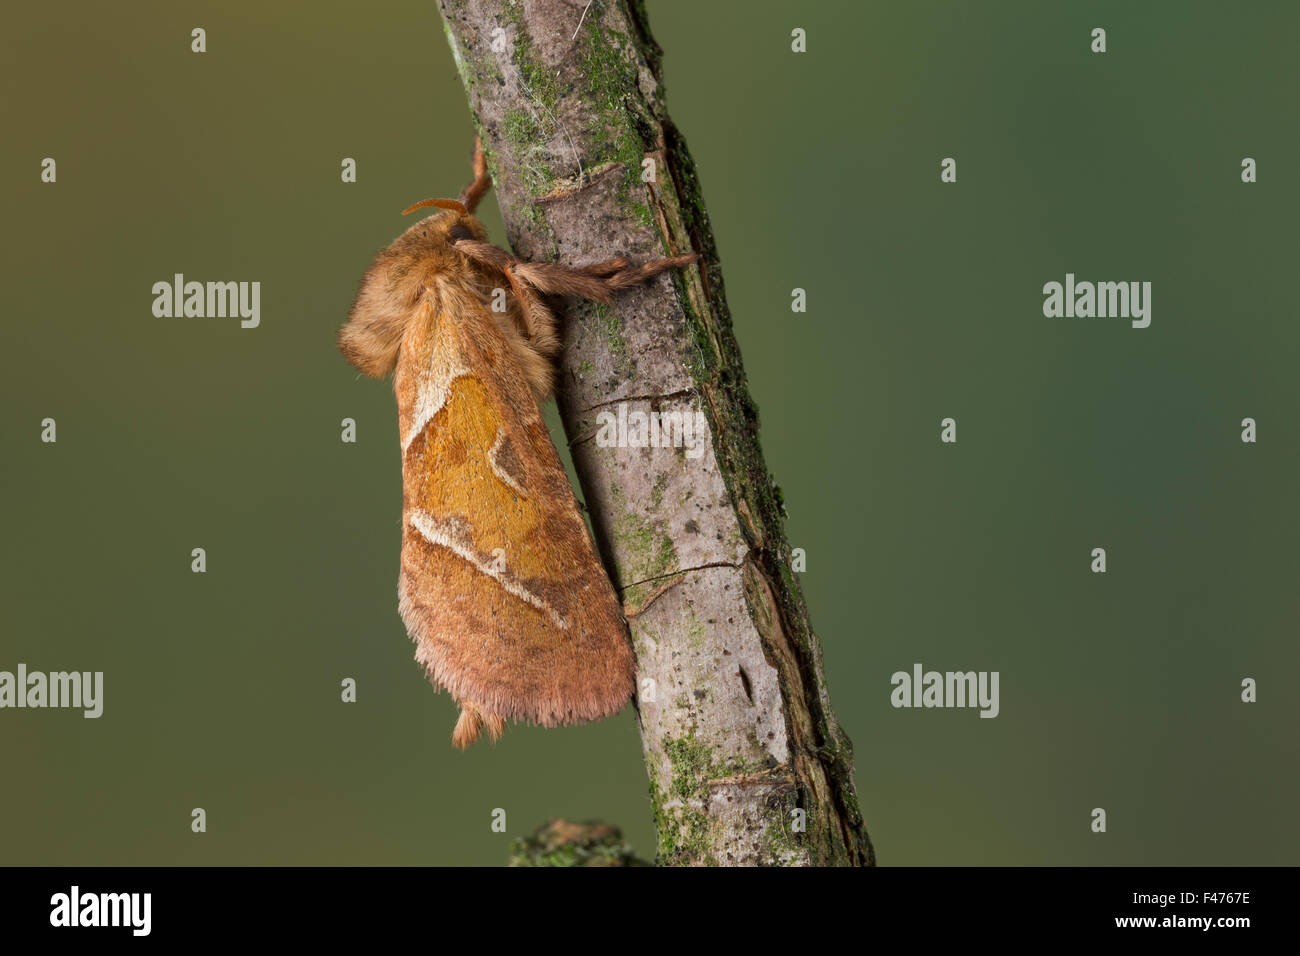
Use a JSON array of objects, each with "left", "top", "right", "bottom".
[{"left": 436, "top": 0, "right": 873, "bottom": 866}]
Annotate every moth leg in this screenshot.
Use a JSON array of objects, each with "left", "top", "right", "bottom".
[
  {"left": 453, "top": 235, "right": 698, "bottom": 400},
  {"left": 457, "top": 137, "right": 492, "bottom": 214},
  {"left": 511, "top": 254, "right": 698, "bottom": 305},
  {"left": 503, "top": 267, "right": 561, "bottom": 358},
  {"left": 566, "top": 256, "right": 630, "bottom": 277},
  {"left": 452, "top": 699, "right": 506, "bottom": 750},
  {"left": 455, "top": 239, "right": 697, "bottom": 307}
]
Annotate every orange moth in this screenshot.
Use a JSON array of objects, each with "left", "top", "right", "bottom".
[{"left": 339, "top": 141, "right": 696, "bottom": 748}]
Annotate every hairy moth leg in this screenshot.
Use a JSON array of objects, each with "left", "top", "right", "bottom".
[
  {"left": 511, "top": 252, "right": 698, "bottom": 305},
  {"left": 452, "top": 698, "right": 506, "bottom": 750},
  {"left": 452, "top": 236, "right": 696, "bottom": 307},
  {"left": 453, "top": 236, "right": 697, "bottom": 404}
]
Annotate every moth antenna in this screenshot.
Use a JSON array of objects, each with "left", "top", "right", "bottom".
[
  {"left": 458, "top": 137, "right": 492, "bottom": 213},
  {"left": 402, "top": 198, "right": 469, "bottom": 217}
]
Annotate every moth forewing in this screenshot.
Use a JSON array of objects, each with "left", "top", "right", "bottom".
[{"left": 394, "top": 283, "right": 635, "bottom": 746}]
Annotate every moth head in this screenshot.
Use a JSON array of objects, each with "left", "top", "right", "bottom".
[
  {"left": 338, "top": 198, "right": 488, "bottom": 378},
  {"left": 387, "top": 197, "right": 491, "bottom": 262}
]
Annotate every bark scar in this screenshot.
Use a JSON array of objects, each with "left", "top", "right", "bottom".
[{"left": 537, "top": 161, "right": 623, "bottom": 203}]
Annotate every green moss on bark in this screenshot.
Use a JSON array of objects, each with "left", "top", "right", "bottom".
[
  {"left": 609, "top": 481, "right": 678, "bottom": 601},
  {"left": 651, "top": 732, "right": 771, "bottom": 865},
  {"left": 508, "top": 819, "right": 650, "bottom": 867},
  {"left": 579, "top": 21, "right": 655, "bottom": 225}
]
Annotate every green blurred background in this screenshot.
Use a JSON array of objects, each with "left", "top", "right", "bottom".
[{"left": 2, "top": 1, "right": 1296, "bottom": 865}]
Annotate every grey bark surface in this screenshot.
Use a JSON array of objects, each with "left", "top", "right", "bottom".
[{"left": 436, "top": 0, "right": 873, "bottom": 866}]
